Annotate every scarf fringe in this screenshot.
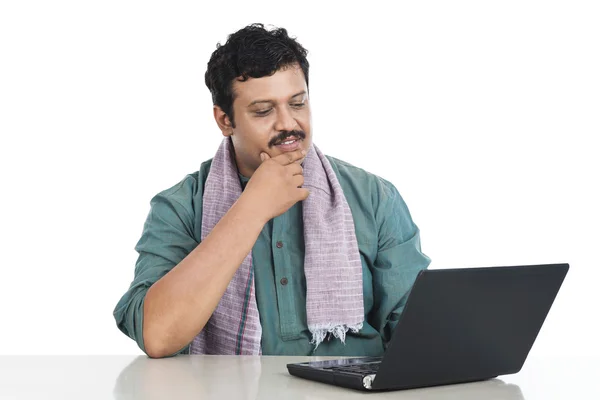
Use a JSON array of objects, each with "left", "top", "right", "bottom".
[{"left": 309, "top": 322, "right": 364, "bottom": 350}]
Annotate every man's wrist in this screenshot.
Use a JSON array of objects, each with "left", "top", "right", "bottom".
[{"left": 234, "top": 192, "right": 270, "bottom": 227}]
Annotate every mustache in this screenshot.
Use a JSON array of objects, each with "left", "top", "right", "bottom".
[{"left": 268, "top": 130, "right": 306, "bottom": 148}]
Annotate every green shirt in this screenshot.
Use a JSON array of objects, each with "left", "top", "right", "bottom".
[{"left": 114, "top": 155, "right": 431, "bottom": 357}]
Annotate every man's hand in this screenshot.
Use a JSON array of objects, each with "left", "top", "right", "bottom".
[{"left": 242, "top": 149, "right": 310, "bottom": 223}]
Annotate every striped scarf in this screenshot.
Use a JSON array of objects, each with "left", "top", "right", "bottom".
[{"left": 190, "top": 137, "right": 363, "bottom": 354}]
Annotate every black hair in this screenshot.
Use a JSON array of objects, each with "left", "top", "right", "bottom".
[{"left": 205, "top": 23, "right": 309, "bottom": 127}]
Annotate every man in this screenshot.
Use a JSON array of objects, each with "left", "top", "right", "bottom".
[{"left": 114, "top": 23, "right": 431, "bottom": 358}]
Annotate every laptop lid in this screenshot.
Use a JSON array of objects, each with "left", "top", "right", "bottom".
[{"left": 372, "top": 263, "right": 569, "bottom": 390}]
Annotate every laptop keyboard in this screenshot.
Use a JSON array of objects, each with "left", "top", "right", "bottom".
[{"left": 324, "top": 362, "right": 381, "bottom": 375}]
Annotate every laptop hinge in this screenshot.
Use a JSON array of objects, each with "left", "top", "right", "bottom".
[{"left": 362, "top": 374, "right": 377, "bottom": 390}]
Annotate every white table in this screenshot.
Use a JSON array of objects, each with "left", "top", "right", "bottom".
[{"left": 0, "top": 355, "right": 597, "bottom": 399}]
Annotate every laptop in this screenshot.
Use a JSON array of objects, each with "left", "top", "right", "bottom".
[{"left": 287, "top": 263, "right": 569, "bottom": 391}]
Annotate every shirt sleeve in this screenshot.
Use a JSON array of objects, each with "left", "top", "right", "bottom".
[
  {"left": 369, "top": 179, "right": 431, "bottom": 346},
  {"left": 113, "top": 179, "right": 199, "bottom": 356}
]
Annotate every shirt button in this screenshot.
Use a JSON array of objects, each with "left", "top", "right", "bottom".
[
  {"left": 280, "top": 277, "right": 288, "bottom": 286},
  {"left": 276, "top": 241, "right": 284, "bottom": 248}
]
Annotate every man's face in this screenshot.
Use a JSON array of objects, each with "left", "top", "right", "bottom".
[{"left": 226, "top": 64, "right": 312, "bottom": 177}]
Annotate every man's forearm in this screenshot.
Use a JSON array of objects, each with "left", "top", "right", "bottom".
[{"left": 142, "top": 194, "right": 266, "bottom": 358}]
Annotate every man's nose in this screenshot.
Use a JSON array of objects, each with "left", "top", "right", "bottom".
[{"left": 273, "top": 106, "right": 297, "bottom": 132}]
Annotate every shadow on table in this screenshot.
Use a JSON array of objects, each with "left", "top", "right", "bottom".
[
  {"left": 113, "top": 356, "right": 526, "bottom": 400},
  {"left": 113, "top": 355, "right": 262, "bottom": 400}
]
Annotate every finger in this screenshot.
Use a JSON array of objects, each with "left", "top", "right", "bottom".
[
  {"left": 260, "top": 152, "right": 271, "bottom": 162},
  {"left": 286, "top": 163, "right": 304, "bottom": 176},
  {"left": 297, "top": 188, "right": 310, "bottom": 201},
  {"left": 292, "top": 174, "right": 304, "bottom": 188},
  {"left": 272, "top": 149, "right": 306, "bottom": 165}
]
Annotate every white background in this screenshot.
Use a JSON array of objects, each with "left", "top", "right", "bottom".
[{"left": 0, "top": 1, "right": 598, "bottom": 356}]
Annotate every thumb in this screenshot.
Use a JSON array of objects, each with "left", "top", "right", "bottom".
[{"left": 260, "top": 152, "right": 270, "bottom": 161}]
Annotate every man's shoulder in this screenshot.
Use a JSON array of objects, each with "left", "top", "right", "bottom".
[
  {"left": 151, "top": 159, "right": 213, "bottom": 208},
  {"left": 325, "top": 155, "right": 398, "bottom": 201}
]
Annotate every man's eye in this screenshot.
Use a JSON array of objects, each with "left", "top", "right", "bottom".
[
  {"left": 291, "top": 103, "right": 305, "bottom": 108},
  {"left": 255, "top": 109, "right": 272, "bottom": 116}
]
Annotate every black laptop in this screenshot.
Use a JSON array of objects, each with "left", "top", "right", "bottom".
[{"left": 287, "top": 263, "right": 569, "bottom": 391}]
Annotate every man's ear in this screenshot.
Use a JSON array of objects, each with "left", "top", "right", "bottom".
[{"left": 213, "top": 106, "right": 234, "bottom": 137}]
